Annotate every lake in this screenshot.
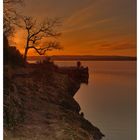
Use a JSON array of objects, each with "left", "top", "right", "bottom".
[{"left": 56, "top": 61, "right": 136, "bottom": 140}]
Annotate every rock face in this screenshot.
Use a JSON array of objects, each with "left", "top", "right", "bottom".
[{"left": 4, "top": 64, "right": 104, "bottom": 140}]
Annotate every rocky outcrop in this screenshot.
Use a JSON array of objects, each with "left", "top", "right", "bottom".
[{"left": 4, "top": 64, "right": 104, "bottom": 140}]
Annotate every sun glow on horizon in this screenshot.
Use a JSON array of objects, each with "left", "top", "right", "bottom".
[{"left": 10, "top": 0, "right": 136, "bottom": 57}]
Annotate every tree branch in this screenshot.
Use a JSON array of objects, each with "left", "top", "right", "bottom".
[
  {"left": 20, "top": 16, "right": 62, "bottom": 61},
  {"left": 28, "top": 46, "right": 47, "bottom": 55},
  {"left": 3, "top": 0, "right": 24, "bottom": 36},
  {"left": 28, "top": 41, "right": 62, "bottom": 55}
]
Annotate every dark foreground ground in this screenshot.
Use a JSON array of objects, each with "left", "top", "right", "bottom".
[{"left": 4, "top": 63, "right": 104, "bottom": 140}]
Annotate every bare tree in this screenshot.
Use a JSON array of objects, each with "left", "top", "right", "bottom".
[
  {"left": 3, "top": 0, "right": 24, "bottom": 36},
  {"left": 22, "top": 16, "right": 62, "bottom": 62}
]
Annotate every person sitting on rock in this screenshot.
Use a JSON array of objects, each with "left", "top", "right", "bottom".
[
  {"left": 80, "top": 112, "right": 84, "bottom": 117},
  {"left": 77, "top": 61, "right": 81, "bottom": 69}
]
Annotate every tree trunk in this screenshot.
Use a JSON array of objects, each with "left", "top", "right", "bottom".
[
  {"left": 24, "top": 39, "right": 29, "bottom": 63},
  {"left": 23, "top": 47, "right": 28, "bottom": 63}
]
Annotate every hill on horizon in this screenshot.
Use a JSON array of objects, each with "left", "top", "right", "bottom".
[{"left": 27, "top": 55, "right": 136, "bottom": 62}]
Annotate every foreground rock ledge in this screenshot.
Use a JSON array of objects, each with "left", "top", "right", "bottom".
[{"left": 4, "top": 64, "right": 104, "bottom": 140}]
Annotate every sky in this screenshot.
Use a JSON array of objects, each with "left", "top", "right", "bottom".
[{"left": 13, "top": 0, "right": 136, "bottom": 56}]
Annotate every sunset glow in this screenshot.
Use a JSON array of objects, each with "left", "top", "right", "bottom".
[
  {"left": 12, "top": 0, "right": 136, "bottom": 56},
  {"left": 4, "top": 0, "right": 137, "bottom": 139}
]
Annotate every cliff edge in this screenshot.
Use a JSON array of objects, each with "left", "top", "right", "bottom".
[{"left": 4, "top": 63, "right": 104, "bottom": 140}]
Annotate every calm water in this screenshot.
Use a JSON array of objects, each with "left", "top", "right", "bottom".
[{"left": 56, "top": 61, "right": 136, "bottom": 140}]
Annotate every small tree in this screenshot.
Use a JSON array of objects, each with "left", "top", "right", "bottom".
[
  {"left": 3, "top": 0, "right": 24, "bottom": 36},
  {"left": 4, "top": 0, "right": 25, "bottom": 66},
  {"left": 21, "top": 16, "right": 62, "bottom": 62}
]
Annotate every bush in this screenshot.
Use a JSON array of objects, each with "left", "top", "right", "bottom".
[{"left": 4, "top": 35, "right": 25, "bottom": 66}]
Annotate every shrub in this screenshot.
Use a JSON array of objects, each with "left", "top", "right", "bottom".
[{"left": 4, "top": 35, "right": 25, "bottom": 66}]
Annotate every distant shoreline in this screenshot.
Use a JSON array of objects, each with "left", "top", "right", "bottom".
[{"left": 27, "top": 55, "right": 137, "bottom": 62}]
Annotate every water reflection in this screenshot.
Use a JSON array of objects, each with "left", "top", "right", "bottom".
[
  {"left": 56, "top": 61, "right": 136, "bottom": 140},
  {"left": 75, "top": 61, "right": 136, "bottom": 140}
]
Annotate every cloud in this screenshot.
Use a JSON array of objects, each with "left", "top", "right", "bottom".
[
  {"left": 112, "top": 43, "right": 136, "bottom": 50},
  {"left": 14, "top": 0, "right": 136, "bottom": 56},
  {"left": 62, "top": 0, "right": 119, "bottom": 35},
  {"left": 64, "top": 4, "right": 94, "bottom": 26},
  {"left": 94, "top": 41, "right": 136, "bottom": 51}
]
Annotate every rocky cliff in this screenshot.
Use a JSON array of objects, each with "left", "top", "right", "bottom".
[{"left": 4, "top": 63, "right": 104, "bottom": 140}]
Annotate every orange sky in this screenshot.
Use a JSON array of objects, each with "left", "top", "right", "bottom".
[{"left": 12, "top": 0, "right": 136, "bottom": 56}]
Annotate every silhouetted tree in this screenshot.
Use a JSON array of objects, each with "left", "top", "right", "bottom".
[
  {"left": 4, "top": 0, "right": 62, "bottom": 63},
  {"left": 21, "top": 16, "right": 62, "bottom": 62},
  {"left": 4, "top": 0, "right": 24, "bottom": 66},
  {"left": 3, "top": 0, "right": 24, "bottom": 36}
]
